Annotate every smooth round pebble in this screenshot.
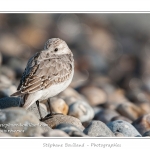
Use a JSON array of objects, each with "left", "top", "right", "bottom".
[
  {"left": 94, "top": 109, "right": 119, "bottom": 124},
  {"left": 114, "top": 132, "right": 125, "bottom": 137},
  {"left": 43, "top": 129, "right": 69, "bottom": 137},
  {"left": 43, "top": 114, "right": 84, "bottom": 131},
  {"left": 50, "top": 98, "right": 69, "bottom": 115},
  {"left": 55, "top": 123, "right": 83, "bottom": 134},
  {"left": 83, "top": 120, "right": 115, "bottom": 137},
  {"left": 132, "top": 113, "right": 150, "bottom": 135},
  {"left": 80, "top": 86, "right": 107, "bottom": 106},
  {"left": 107, "top": 120, "right": 141, "bottom": 137},
  {"left": 68, "top": 101, "right": 94, "bottom": 122},
  {"left": 0, "top": 107, "right": 44, "bottom": 137}
]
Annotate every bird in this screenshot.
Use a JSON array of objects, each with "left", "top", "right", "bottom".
[{"left": 11, "top": 38, "right": 74, "bottom": 121}]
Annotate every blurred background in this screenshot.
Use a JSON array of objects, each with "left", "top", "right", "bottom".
[{"left": 1, "top": 13, "right": 150, "bottom": 122}]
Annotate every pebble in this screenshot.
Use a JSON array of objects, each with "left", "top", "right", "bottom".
[
  {"left": 43, "top": 129, "right": 69, "bottom": 137},
  {"left": 63, "top": 97, "right": 78, "bottom": 106},
  {"left": 0, "top": 75, "right": 12, "bottom": 87},
  {"left": 83, "top": 120, "right": 115, "bottom": 137},
  {"left": 116, "top": 101, "right": 143, "bottom": 121},
  {"left": 0, "top": 66, "right": 16, "bottom": 81},
  {"left": 80, "top": 86, "right": 107, "bottom": 106},
  {"left": 142, "top": 131, "right": 150, "bottom": 137},
  {"left": 107, "top": 120, "right": 141, "bottom": 137},
  {"left": 111, "top": 116, "right": 132, "bottom": 123},
  {"left": 58, "top": 87, "right": 83, "bottom": 100},
  {"left": 43, "top": 114, "right": 84, "bottom": 131},
  {"left": 39, "top": 122, "right": 52, "bottom": 132},
  {"left": 49, "top": 98, "right": 68, "bottom": 115},
  {"left": 68, "top": 101, "right": 94, "bottom": 122},
  {"left": 0, "top": 107, "right": 44, "bottom": 137},
  {"left": 132, "top": 113, "right": 150, "bottom": 135},
  {"left": 114, "top": 132, "right": 125, "bottom": 137},
  {"left": 0, "top": 132, "right": 11, "bottom": 137},
  {"left": 55, "top": 123, "right": 83, "bottom": 135},
  {"left": 105, "top": 89, "right": 128, "bottom": 110},
  {"left": 0, "top": 51, "right": 2, "bottom": 66},
  {"left": 0, "top": 85, "right": 17, "bottom": 98},
  {"left": 94, "top": 109, "right": 119, "bottom": 124},
  {"left": 0, "top": 97, "right": 23, "bottom": 109}
]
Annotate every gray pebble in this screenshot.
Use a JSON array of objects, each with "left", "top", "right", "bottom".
[
  {"left": 94, "top": 109, "right": 119, "bottom": 124},
  {"left": 83, "top": 121, "right": 115, "bottom": 137},
  {"left": 0, "top": 107, "right": 44, "bottom": 137},
  {"left": 55, "top": 123, "right": 83, "bottom": 134},
  {"left": 107, "top": 120, "right": 141, "bottom": 137}
]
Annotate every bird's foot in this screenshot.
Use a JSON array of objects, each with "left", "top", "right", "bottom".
[{"left": 40, "top": 112, "right": 63, "bottom": 121}]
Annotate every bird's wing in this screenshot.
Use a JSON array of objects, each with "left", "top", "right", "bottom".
[{"left": 11, "top": 51, "right": 73, "bottom": 96}]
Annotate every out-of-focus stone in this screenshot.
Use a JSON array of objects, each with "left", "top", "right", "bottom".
[
  {"left": 0, "top": 97, "right": 22, "bottom": 109},
  {"left": 58, "top": 87, "right": 84, "bottom": 100},
  {"left": 43, "top": 114, "right": 84, "bottom": 131},
  {"left": 107, "top": 120, "right": 141, "bottom": 137},
  {"left": 111, "top": 116, "right": 132, "bottom": 123},
  {"left": 83, "top": 121, "right": 115, "bottom": 137},
  {"left": 43, "top": 129, "right": 69, "bottom": 137},
  {"left": 70, "top": 70, "right": 88, "bottom": 89},
  {"left": 63, "top": 97, "right": 78, "bottom": 106},
  {"left": 0, "top": 51, "right": 2, "bottom": 66},
  {"left": 1, "top": 85, "right": 17, "bottom": 98},
  {"left": 80, "top": 86, "right": 107, "bottom": 106},
  {"left": 0, "top": 107, "right": 44, "bottom": 137},
  {"left": 135, "top": 101, "right": 150, "bottom": 114},
  {"left": 116, "top": 101, "right": 143, "bottom": 121},
  {"left": 132, "top": 113, "right": 150, "bottom": 135},
  {"left": 0, "top": 66, "right": 16, "bottom": 81},
  {"left": 68, "top": 101, "right": 94, "bottom": 122},
  {"left": 94, "top": 109, "right": 119, "bottom": 124},
  {"left": 104, "top": 89, "right": 128, "bottom": 110}
]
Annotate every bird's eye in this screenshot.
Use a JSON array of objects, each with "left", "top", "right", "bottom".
[{"left": 54, "top": 48, "right": 58, "bottom": 52}]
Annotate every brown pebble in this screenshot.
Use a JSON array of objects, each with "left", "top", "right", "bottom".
[
  {"left": 116, "top": 101, "right": 143, "bottom": 121},
  {"left": 43, "top": 114, "right": 84, "bottom": 131}
]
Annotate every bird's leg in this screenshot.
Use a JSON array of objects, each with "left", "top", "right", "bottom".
[
  {"left": 47, "top": 98, "right": 53, "bottom": 115},
  {"left": 36, "top": 100, "right": 43, "bottom": 121},
  {"left": 42, "top": 98, "right": 63, "bottom": 120}
]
